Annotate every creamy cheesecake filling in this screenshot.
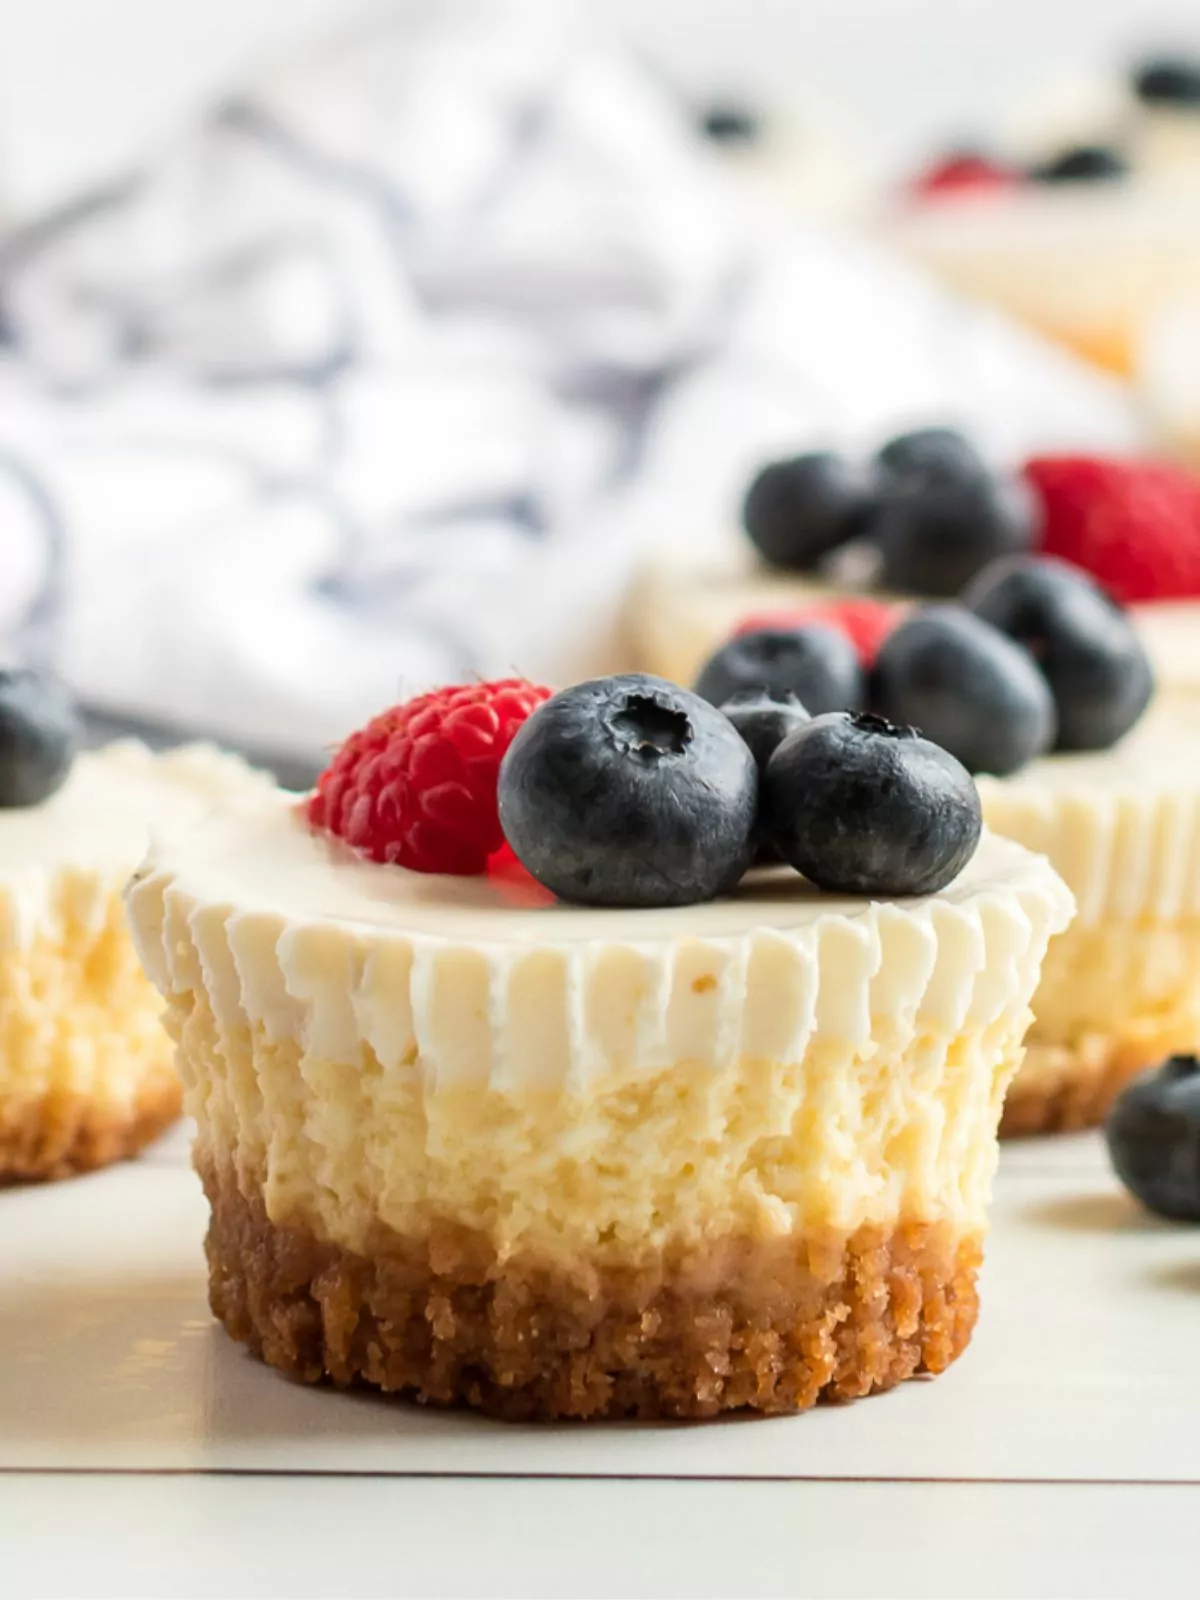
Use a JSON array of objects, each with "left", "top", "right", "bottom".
[
  {"left": 127, "top": 791, "right": 1069, "bottom": 1416},
  {"left": 0, "top": 742, "right": 270, "bottom": 1179},
  {"left": 128, "top": 797, "right": 1071, "bottom": 1255},
  {"left": 973, "top": 708, "right": 1200, "bottom": 1131}
]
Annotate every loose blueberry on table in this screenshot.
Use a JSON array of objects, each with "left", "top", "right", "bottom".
[
  {"left": 0, "top": 668, "right": 79, "bottom": 808},
  {"left": 1106, "top": 1057, "right": 1200, "bottom": 1223}
]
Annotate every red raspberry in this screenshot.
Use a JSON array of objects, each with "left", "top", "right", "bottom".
[
  {"left": 1024, "top": 454, "right": 1200, "bottom": 604},
  {"left": 308, "top": 679, "right": 552, "bottom": 874},
  {"left": 734, "top": 598, "right": 902, "bottom": 668},
  {"left": 909, "top": 153, "right": 1020, "bottom": 201}
]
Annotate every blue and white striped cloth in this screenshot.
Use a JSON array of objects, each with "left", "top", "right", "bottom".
[{"left": 0, "top": 0, "right": 1142, "bottom": 765}]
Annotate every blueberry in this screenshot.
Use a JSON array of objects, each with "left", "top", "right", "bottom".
[
  {"left": 699, "top": 102, "right": 762, "bottom": 144},
  {"left": 742, "top": 452, "right": 877, "bottom": 572},
  {"left": 871, "top": 473, "right": 1037, "bottom": 598},
  {"left": 761, "top": 710, "right": 982, "bottom": 896},
  {"left": 693, "top": 625, "right": 865, "bottom": 715},
  {"left": 721, "top": 689, "right": 811, "bottom": 864},
  {"left": 963, "top": 555, "right": 1155, "bottom": 750},
  {"left": 1132, "top": 56, "right": 1200, "bottom": 108},
  {"left": 876, "top": 426, "right": 987, "bottom": 487},
  {"left": 1029, "top": 145, "right": 1128, "bottom": 183},
  {"left": 719, "top": 689, "right": 811, "bottom": 772},
  {"left": 0, "top": 669, "right": 79, "bottom": 807},
  {"left": 1105, "top": 1056, "right": 1200, "bottom": 1222},
  {"left": 873, "top": 606, "right": 1056, "bottom": 776},
  {"left": 497, "top": 674, "right": 756, "bottom": 908}
]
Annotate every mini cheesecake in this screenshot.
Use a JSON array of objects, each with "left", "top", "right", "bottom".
[
  {"left": 885, "top": 61, "right": 1200, "bottom": 386},
  {"left": 979, "top": 699, "right": 1200, "bottom": 1135},
  {"left": 625, "top": 552, "right": 1200, "bottom": 699},
  {"left": 0, "top": 741, "right": 268, "bottom": 1181},
  {"left": 127, "top": 789, "right": 1070, "bottom": 1420}
]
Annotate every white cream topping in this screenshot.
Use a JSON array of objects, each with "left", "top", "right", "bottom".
[
  {"left": 127, "top": 791, "right": 1073, "bottom": 1100},
  {"left": 0, "top": 741, "right": 270, "bottom": 950},
  {"left": 978, "top": 698, "right": 1200, "bottom": 925}
]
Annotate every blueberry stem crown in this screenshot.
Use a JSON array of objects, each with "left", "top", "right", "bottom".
[
  {"left": 847, "top": 711, "right": 917, "bottom": 742},
  {"left": 608, "top": 693, "right": 692, "bottom": 760}
]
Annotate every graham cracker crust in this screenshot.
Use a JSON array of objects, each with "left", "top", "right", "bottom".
[
  {"left": 0, "top": 1065, "right": 182, "bottom": 1182},
  {"left": 201, "top": 1162, "right": 982, "bottom": 1422},
  {"left": 1001, "top": 1035, "right": 1174, "bottom": 1138}
]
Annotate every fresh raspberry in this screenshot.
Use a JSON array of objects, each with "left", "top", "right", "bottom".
[
  {"left": 909, "top": 153, "right": 1020, "bottom": 201},
  {"left": 308, "top": 679, "right": 552, "bottom": 874},
  {"left": 1024, "top": 454, "right": 1200, "bottom": 603},
  {"left": 734, "top": 598, "right": 903, "bottom": 668}
]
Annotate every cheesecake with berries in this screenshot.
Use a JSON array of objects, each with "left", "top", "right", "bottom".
[
  {"left": 977, "top": 697, "right": 1200, "bottom": 1133},
  {"left": 0, "top": 673, "right": 268, "bottom": 1180},
  {"left": 628, "top": 436, "right": 1200, "bottom": 698},
  {"left": 642, "top": 443, "right": 1200, "bottom": 1141},
  {"left": 127, "top": 676, "right": 1071, "bottom": 1420},
  {"left": 887, "top": 54, "right": 1200, "bottom": 378}
]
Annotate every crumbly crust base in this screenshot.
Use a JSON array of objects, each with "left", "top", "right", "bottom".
[
  {"left": 1000, "top": 1035, "right": 1160, "bottom": 1138},
  {"left": 0, "top": 1064, "right": 182, "bottom": 1182},
  {"left": 201, "top": 1162, "right": 982, "bottom": 1422}
]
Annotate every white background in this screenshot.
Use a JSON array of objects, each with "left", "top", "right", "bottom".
[{"left": 1, "top": 0, "right": 1199, "bottom": 214}]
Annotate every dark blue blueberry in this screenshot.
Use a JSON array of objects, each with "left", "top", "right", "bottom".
[
  {"left": 1029, "top": 145, "right": 1128, "bottom": 183},
  {"left": 0, "top": 669, "right": 79, "bottom": 807},
  {"left": 720, "top": 689, "right": 811, "bottom": 863},
  {"left": 871, "top": 472, "right": 1037, "bottom": 598},
  {"left": 761, "top": 710, "right": 982, "bottom": 896},
  {"left": 742, "top": 452, "right": 877, "bottom": 572},
  {"left": 1132, "top": 56, "right": 1200, "bottom": 107},
  {"left": 873, "top": 605, "right": 1056, "bottom": 776},
  {"left": 1105, "top": 1056, "right": 1200, "bottom": 1222},
  {"left": 699, "top": 102, "right": 763, "bottom": 144},
  {"left": 876, "top": 426, "right": 988, "bottom": 487},
  {"left": 962, "top": 555, "right": 1154, "bottom": 751},
  {"left": 497, "top": 674, "right": 756, "bottom": 908},
  {"left": 694, "top": 625, "right": 864, "bottom": 715},
  {"left": 719, "top": 689, "right": 811, "bottom": 772}
]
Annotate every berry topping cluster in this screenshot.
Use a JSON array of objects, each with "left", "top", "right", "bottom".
[
  {"left": 710, "top": 552, "right": 1154, "bottom": 778},
  {"left": 0, "top": 669, "right": 79, "bottom": 808},
  {"left": 311, "top": 674, "right": 982, "bottom": 908},
  {"left": 908, "top": 52, "right": 1200, "bottom": 205},
  {"left": 746, "top": 426, "right": 1200, "bottom": 607},
  {"left": 743, "top": 426, "right": 1037, "bottom": 600}
]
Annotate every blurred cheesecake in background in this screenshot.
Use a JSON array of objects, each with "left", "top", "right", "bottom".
[
  {"left": 883, "top": 52, "right": 1200, "bottom": 390},
  {"left": 626, "top": 428, "right": 1200, "bottom": 699}
]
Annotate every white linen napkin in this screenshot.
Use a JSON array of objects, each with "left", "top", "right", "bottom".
[{"left": 0, "top": 0, "right": 1142, "bottom": 763}]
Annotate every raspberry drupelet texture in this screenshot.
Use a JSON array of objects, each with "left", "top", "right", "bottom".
[
  {"left": 308, "top": 679, "right": 552, "bottom": 873},
  {"left": 1025, "top": 455, "right": 1200, "bottom": 604}
]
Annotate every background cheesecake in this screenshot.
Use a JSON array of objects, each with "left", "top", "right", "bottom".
[{"left": 0, "top": 735, "right": 268, "bottom": 1181}]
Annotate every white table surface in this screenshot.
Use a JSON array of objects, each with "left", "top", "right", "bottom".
[{"left": 3, "top": 1123, "right": 1199, "bottom": 1599}]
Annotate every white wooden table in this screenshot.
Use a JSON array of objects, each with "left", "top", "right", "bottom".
[{"left": 3, "top": 1124, "right": 1198, "bottom": 1599}]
